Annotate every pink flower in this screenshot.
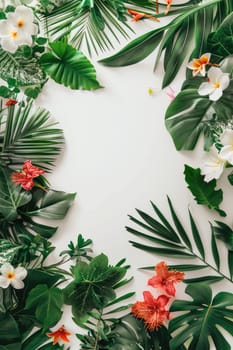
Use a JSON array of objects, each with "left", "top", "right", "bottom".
[
  {"left": 131, "top": 291, "right": 170, "bottom": 330},
  {"left": 148, "top": 261, "right": 184, "bottom": 296},
  {"left": 11, "top": 160, "right": 45, "bottom": 190}
]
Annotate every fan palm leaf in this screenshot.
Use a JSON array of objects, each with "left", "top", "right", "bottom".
[
  {"left": 126, "top": 196, "right": 233, "bottom": 285},
  {"left": 40, "top": 0, "right": 133, "bottom": 56},
  {"left": 0, "top": 100, "right": 64, "bottom": 170}
]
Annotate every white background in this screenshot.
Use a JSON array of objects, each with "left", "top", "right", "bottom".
[{"left": 36, "top": 17, "right": 233, "bottom": 348}]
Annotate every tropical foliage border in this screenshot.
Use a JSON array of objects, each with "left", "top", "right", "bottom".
[{"left": 0, "top": 0, "right": 232, "bottom": 349}]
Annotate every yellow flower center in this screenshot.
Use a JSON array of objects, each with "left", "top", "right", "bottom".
[
  {"left": 7, "top": 272, "right": 16, "bottom": 280},
  {"left": 214, "top": 82, "right": 220, "bottom": 89},
  {"left": 17, "top": 19, "right": 24, "bottom": 28},
  {"left": 10, "top": 31, "right": 18, "bottom": 39}
]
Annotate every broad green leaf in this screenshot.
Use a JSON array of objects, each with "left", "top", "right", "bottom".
[
  {"left": 0, "top": 166, "right": 32, "bottom": 221},
  {"left": 0, "top": 313, "right": 21, "bottom": 345},
  {"left": 64, "top": 253, "right": 127, "bottom": 319},
  {"left": 25, "top": 284, "right": 63, "bottom": 330},
  {"left": 0, "top": 48, "right": 46, "bottom": 87},
  {"left": 39, "top": 41, "right": 101, "bottom": 90},
  {"left": 108, "top": 314, "right": 164, "bottom": 350},
  {"left": 99, "top": 27, "right": 164, "bottom": 66},
  {"left": 184, "top": 165, "right": 226, "bottom": 216},
  {"left": 165, "top": 89, "right": 212, "bottom": 150},
  {"left": 207, "top": 12, "right": 233, "bottom": 59},
  {"left": 169, "top": 283, "right": 233, "bottom": 350},
  {"left": 25, "top": 189, "right": 76, "bottom": 219}
]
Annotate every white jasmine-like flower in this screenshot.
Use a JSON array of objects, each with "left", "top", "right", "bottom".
[
  {"left": 7, "top": 6, "right": 37, "bottom": 35},
  {"left": 219, "top": 129, "right": 233, "bottom": 165},
  {"left": 0, "top": 6, "right": 37, "bottom": 53},
  {"left": 0, "top": 262, "right": 27, "bottom": 289},
  {"left": 198, "top": 67, "right": 230, "bottom": 101},
  {"left": 200, "top": 146, "right": 225, "bottom": 182},
  {"left": 187, "top": 53, "right": 211, "bottom": 76}
]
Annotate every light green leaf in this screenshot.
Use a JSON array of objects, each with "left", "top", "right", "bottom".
[
  {"left": 39, "top": 41, "right": 101, "bottom": 90},
  {"left": 184, "top": 165, "right": 226, "bottom": 216}
]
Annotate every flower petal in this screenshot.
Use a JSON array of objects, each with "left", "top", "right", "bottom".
[
  {"left": 1, "top": 38, "right": 18, "bottom": 53},
  {"left": 208, "top": 67, "right": 222, "bottom": 82},
  {"left": 11, "top": 278, "right": 25, "bottom": 289},
  {"left": 198, "top": 82, "right": 214, "bottom": 96},
  {"left": 0, "top": 276, "right": 10, "bottom": 288},
  {"left": 219, "top": 145, "right": 233, "bottom": 165},
  {"left": 219, "top": 74, "right": 230, "bottom": 91},
  {"left": 1, "top": 262, "right": 14, "bottom": 276},
  {"left": 15, "top": 266, "right": 27, "bottom": 280},
  {"left": 209, "top": 88, "right": 223, "bottom": 101}
]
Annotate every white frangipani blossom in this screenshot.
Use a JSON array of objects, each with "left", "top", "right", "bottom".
[
  {"left": 219, "top": 129, "right": 233, "bottom": 165},
  {"left": 198, "top": 67, "right": 230, "bottom": 101},
  {"left": 200, "top": 146, "right": 225, "bottom": 182},
  {"left": 0, "top": 5, "right": 37, "bottom": 53},
  {"left": 0, "top": 262, "right": 27, "bottom": 289}
]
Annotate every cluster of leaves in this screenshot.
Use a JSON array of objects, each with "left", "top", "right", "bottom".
[
  {"left": 126, "top": 197, "right": 233, "bottom": 348},
  {"left": 100, "top": 0, "right": 233, "bottom": 86}
]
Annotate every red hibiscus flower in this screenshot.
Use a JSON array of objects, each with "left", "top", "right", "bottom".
[
  {"left": 131, "top": 291, "right": 170, "bottom": 330},
  {"left": 5, "top": 99, "right": 17, "bottom": 107},
  {"left": 47, "top": 325, "right": 71, "bottom": 345},
  {"left": 11, "top": 160, "right": 45, "bottom": 191},
  {"left": 148, "top": 261, "right": 184, "bottom": 296}
]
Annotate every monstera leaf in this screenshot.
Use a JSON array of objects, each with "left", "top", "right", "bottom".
[
  {"left": 39, "top": 41, "right": 101, "bottom": 90},
  {"left": 165, "top": 80, "right": 233, "bottom": 150},
  {"left": 0, "top": 166, "right": 32, "bottom": 221},
  {"left": 169, "top": 283, "right": 233, "bottom": 350}
]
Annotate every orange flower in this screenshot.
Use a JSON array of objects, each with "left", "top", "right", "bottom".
[
  {"left": 11, "top": 160, "right": 45, "bottom": 190},
  {"left": 131, "top": 291, "right": 170, "bottom": 330},
  {"left": 148, "top": 261, "right": 184, "bottom": 296},
  {"left": 127, "top": 9, "right": 159, "bottom": 22},
  {"left": 47, "top": 325, "right": 71, "bottom": 345},
  {"left": 187, "top": 53, "right": 212, "bottom": 76},
  {"left": 5, "top": 99, "right": 17, "bottom": 107}
]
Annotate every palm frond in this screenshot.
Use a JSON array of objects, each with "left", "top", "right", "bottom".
[
  {"left": 126, "top": 196, "right": 233, "bottom": 284},
  {"left": 0, "top": 100, "right": 64, "bottom": 170},
  {"left": 40, "top": 0, "right": 133, "bottom": 56}
]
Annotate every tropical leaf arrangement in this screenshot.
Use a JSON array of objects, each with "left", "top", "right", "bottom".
[{"left": 0, "top": 0, "right": 232, "bottom": 349}]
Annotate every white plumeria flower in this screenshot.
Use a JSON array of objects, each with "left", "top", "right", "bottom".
[
  {"left": 219, "top": 129, "right": 233, "bottom": 165},
  {"left": 198, "top": 67, "right": 230, "bottom": 101},
  {"left": 200, "top": 146, "right": 225, "bottom": 182},
  {"left": 0, "top": 6, "right": 37, "bottom": 53},
  {"left": 0, "top": 262, "right": 27, "bottom": 289},
  {"left": 7, "top": 6, "right": 37, "bottom": 35},
  {"left": 187, "top": 53, "right": 211, "bottom": 76}
]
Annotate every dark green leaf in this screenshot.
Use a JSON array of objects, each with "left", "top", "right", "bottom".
[
  {"left": 169, "top": 283, "right": 233, "bottom": 350},
  {"left": 211, "top": 226, "right": 220, "bottom": 270},
  {"left": 211, "top": 221, "right": 233, "bottom": 250},
  {"left": 228, "top": 250, "right": 233, "bottom": 280},
  {"left": 184, "top": 165, "right": 226, "bottom": 216},
  {"left": 189, "top": 210, "right": 205, "bottom": 259},
  {"left": 207, "top": 12, "right": 233, "bottom": 59},
  {"left": 64, "top": 254, "right": 127, "bottom": 319},
  {"left": 25, "top": 284, "right": 63, "bottom": 330},
  {"left": 183, "top": 275, "right": 224, "bottom": 284},
  {"left": 39, "top": 41, "right": 101, "bottom": 90},
  {"left": 0, "top": 166, "right": 32, "bottom": 221}
]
